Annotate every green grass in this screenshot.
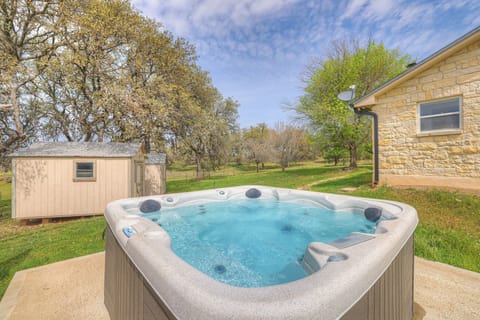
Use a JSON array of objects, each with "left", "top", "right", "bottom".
[
  {"left": 0, "top": 161, "right": 479, "bottom": 300},
  {"left": 167, "top": 162, "right": 351, "bottom": 192},
  {"left": 311, "top": 173, "right": 480, "bottom": 272},
  {"left": 0, "top": 171, "right": 11, "bottom": 202},
  {"left": 0, "top": 176, "right": 106, "bottom": 299}
]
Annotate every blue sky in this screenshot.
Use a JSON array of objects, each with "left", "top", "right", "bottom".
[{"left": 131, "top": 0, "right": 480, "bottom": 128}]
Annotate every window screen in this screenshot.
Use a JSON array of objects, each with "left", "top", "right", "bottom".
[
  {"left": 76, "top": 162, "right": 94, "bottom": 179},
  {"left": 419, "top": 97, "right": 460, "bottom": 132}
]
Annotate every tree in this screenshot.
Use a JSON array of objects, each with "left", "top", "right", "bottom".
[
  {"left": 0, "top": 0, "right": 61, "bottom": 160},
  {"left": 242, "top": 123, "right": 271, "bottom": 173},
  {"left": 38, "top": 0, "right": 149, "bottom": 143},
  {"left": 175, "top": 97, "right": 239, "bottom": 178},
  {"left": 269, "top": 123, "right": 308, "bottom": 171},
  {"left": 0, "top": 0, "right": 239, "bottom": 172},
  {"left": 296, "top": 40, "right": 409, "bottom": 168}
]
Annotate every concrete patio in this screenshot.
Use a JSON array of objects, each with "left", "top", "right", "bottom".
[{"left": 0, "top": 252, "right": 479, "bottom": 320}]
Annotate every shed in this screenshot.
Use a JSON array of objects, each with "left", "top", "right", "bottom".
[
  {"left": 144, "top": 153, "right": 167, "bottom": 196},
  {"left": 353, "top": 26, "right": 480, "bottom": 193},
  {"left": 10, "top": 142, "right": 160, "bottom": 220}
]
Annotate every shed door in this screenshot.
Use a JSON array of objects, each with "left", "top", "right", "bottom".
[{"left": 134, "top": 161, "right": 144, "bottom": 196}]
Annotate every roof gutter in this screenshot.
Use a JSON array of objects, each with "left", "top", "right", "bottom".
[{"left": 353, "top": 25, "right": 480, "bottom": 108}]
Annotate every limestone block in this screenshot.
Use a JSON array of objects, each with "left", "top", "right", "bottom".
[
  {"left": 439, "top": 62, "right": 457, "bottom": 72},
  {"left": 422, "top": 78, "right": 456, "bottom": 91},
  {"left": 380, "top": 163, "right": 392, "bottom": 169},
  {"left": 423, "top": 159, "right": 435, "bottom": 169},
  {"left": 463, "top": 146, "right": 479, "bottom": 154},
  {"left": 419, "top": 73, "right": 443, "bottom": 83},
  {"left": 417, "top": 143, "right": 437, "bottom": 150},
  {"left": 457, "top": 72, "right": 480, "bottom": 84},
  {"left": 432, "top": 151, "right": 449, "bottom": 160}
]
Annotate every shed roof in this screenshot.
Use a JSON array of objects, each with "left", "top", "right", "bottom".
[
  {"left": 354, "top": 26, "right": 480, "bottom": 108},
  {"left": 145, "top": 153, "right": 166, "bottom": 164},
  {"left": 11, "top": 142, "right": 142, "bottom": 158}
]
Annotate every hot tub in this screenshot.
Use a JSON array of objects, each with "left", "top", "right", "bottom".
[{"left": 104, "top": 186, "right": 418, "bottom": 320}]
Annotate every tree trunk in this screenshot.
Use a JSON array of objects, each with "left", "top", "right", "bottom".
[
  {"left": 143, "top": 136, "right": 151, "bottom": 153},
  {"left": 195, "top": 154, "right": 203, "bottom": 178},
  {"left": 97, "top": 127, "right": 104, "bottom": 142},
  {"left": 10, "top": 83, "right": 24, "bottom": 138},
  {"left": 255, "top": 161, "right": 259, "bottom": 173},
  {"left": 349, "top": 145, "right": 357, "bottom": 168},
  {"left": 281, "top": 158, "right": 287, "bottom": 172}
]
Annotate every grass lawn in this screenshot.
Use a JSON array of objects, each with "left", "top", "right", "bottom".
[
  {"left": 310, "top": 173, "right": 480, "bottom": 272},
  {"left": 0, "top": 173, "right": 106, "bottom": 299},
  {"left": 166, "top": 161, "right": 358, "bottom": 193},
  {"left": 0, "top": 161, "right": 479, "bottom": 300}
]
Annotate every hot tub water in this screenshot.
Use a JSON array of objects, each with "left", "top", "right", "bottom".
[{"left": 141, "top": 199, "right": 376, "bottom": 287}]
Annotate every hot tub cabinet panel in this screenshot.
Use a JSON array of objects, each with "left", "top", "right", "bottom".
[
  {"left": 105, "top": 227, "right": 175, "bottom": 320},
  {"left": 104, "top": 186, "right": 418, "bottom": 320},
  {"left": 341, "top": 235, "right": 414, "bottom": 320},
  {"left": 105, "top": 227, "right": 414, "bottom": 320}
]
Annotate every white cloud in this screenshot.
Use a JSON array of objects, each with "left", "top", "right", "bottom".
[
  {"left": 132, "top": 0, "right": 302, "bottom": 37},
  {"left": 341, "top": 0, "right": 369, "bottom": 20},
  {"left": 367, "top": 0, "right": 396, "bottom": 17},
  {"left": 130, "top": 0, "right": 480, "bottom": 127}
]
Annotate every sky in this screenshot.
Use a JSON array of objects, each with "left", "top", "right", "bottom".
[{"left": 130, "top": 0, "right": 480, "bottom": 128}]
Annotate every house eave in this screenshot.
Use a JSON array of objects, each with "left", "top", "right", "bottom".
[{"left": 353, "top": 26, "right": 480, "bottom": 108}]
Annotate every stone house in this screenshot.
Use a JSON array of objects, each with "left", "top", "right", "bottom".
[{"left": 353, "top": 26, "right": 480, "bottom": 192}]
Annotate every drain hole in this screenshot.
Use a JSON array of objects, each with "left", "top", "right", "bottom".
[
  {"left": 151, "top": 218, "right": 158, "bottom": 222},
  {"left": 214, "top": 265, "right": 226, "bottom": 274},
  {"left": 281, "top": 224, "right": 294, "bottom": 233}
]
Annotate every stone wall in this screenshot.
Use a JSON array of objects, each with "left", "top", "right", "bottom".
[{"left": 372, "top": 40, "right": 480, "bottom": 190}]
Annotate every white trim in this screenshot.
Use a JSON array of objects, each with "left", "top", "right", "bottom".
[
  {"left": 417, "top": 96, "right": 462, "bottom": 134},
  {"left": 416, "top": 129, "right": 462, "bottom": 137},
  {"left": 73, "top": 160, "right": 97, "bottom": 182},
  {"left": 420, "top": 111, "right": 459, "bottom": 119}
]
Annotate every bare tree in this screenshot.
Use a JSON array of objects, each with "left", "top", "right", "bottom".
[
  {"left": 269, "top": 123, "right": 308, "bottom": 171},
  {"left": 242, "top": 123, "right": 272, "bottom": 173}
]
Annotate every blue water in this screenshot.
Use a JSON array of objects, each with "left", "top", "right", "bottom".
[{"left": 142, "top": 199, "right": 376, "bottom": 287}]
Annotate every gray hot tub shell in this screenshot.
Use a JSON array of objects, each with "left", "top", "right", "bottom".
[{"left": 104, "top": 186, "right": 418, "bottom": 320}]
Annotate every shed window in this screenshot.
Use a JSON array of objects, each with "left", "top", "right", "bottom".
[
  {"left": 419, "top": 97, "right": 461, "bottom": 132},
  {"left": 74, "top": 161, "right": 96, "bottom": 181}
]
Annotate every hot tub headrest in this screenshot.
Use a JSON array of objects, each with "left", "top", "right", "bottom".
[
  {"left": 245, "top": 188, "right": 262, "bottom": 199},
  {"left": 364, "top": 207, "right": 382, "bottom": 222},
  {"left": 140, "top": 199, "right": 161, "bottom": 213}
]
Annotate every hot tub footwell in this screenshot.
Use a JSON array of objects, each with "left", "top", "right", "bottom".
[{"left": 104, "top": 227, "right": 414, "bottom": 320}]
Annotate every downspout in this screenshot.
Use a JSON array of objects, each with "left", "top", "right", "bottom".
[{"left": 352, "top": 107, "right": 379, "bottom": 186}]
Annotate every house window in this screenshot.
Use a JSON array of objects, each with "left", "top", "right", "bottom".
[
  {"left": 74, "top": 161, "right": 96, "bottom": 181},
  {"left": 419, "top": 97, "right": 461, "bottom": 133}
]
